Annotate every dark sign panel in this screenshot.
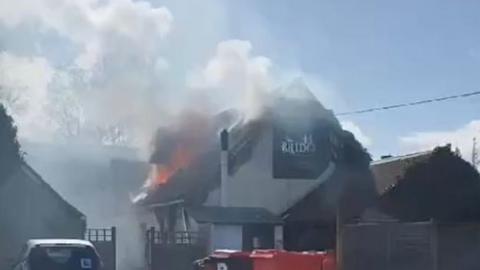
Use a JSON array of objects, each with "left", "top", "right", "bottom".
[{"left": 272, "top": 121, "right": 331, "bottom": 179}]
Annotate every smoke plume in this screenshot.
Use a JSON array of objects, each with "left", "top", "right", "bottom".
[
  {"left": 0, "top": 1, "right": 342, "bottom": 270},
  {"left": 0, "top": 0, "right": 281, "bottom": 150}
]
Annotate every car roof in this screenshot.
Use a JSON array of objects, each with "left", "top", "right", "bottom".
[{"left": 26, "top": 239, "right": 94, "bottom": 248}]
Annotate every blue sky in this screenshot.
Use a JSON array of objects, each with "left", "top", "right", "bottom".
[
  {"left": 223, "top": 0, "right": 480, "bottom": 158},
  {"left": 0, "top": 0, "right": 479, "bottom": 160}
]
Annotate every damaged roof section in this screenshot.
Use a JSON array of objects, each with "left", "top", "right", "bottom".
[
  {"left": 135, "top": 149, "right": 221, "bottom": 206},
  {"left": 135, "top": 81, "right": 376, "bottom": 222}
]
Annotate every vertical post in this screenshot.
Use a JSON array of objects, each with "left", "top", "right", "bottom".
[
  {"left": 431, "top": 220, "right": 438, "bottom": 270},
  {"left": 208, "top": 224, "right": 214, "bottom": 254},
  {"left": 220, "top": 129, "right": 229, "bottom": 207},
  {"left": 386, "top": 224, "right": 391, "bottom": 270},
  {"left": 111, "top": 227, "right": 117, "bottom": 270},
  {"left": 149, "top": 227, "right": 155, "bottom": 244},
  {"left": 147, "top": 227, "right": 155, "bottom": 270},
  {"left": 160, "top": 218, "right": 166, "bottom": 244},
  {"left": 140, "top": 223, "right": 147, "bottom": 270},
  {"left": 168, "top": 207, "right": 176, "bottom": 243},
  {"left": 336, "top": 206, "right": 343, "bottom": 270},
  {"left": 274, "top": 225, "right": 284, "bottom": 249}
]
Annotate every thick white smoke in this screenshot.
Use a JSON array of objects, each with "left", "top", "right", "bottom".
[
  {"left": 0, "top": 1, "right": 358, "bottom": 269},
  {"left": 188, "top": 40, "right": 273, "bottom": 119},
  {"left": 0, "top": 53, "right": 56, "bottom": 140},
  {"left": 0, "top": 3, "right": 281, "bottom": 269},
  {"left": 0, "top": 0, "right": 174, "bottom": 146},
  {"left": 0, "top": 0, "right": 280, "bottom": 149}
]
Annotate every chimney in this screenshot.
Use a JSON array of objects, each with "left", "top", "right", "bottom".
[{"left": 220, "top": 129, "right": 229, "bottom": 207}]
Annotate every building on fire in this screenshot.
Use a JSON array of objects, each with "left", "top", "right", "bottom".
[{"left": 131, "top": 80, "right": 377, "bottom": 259}]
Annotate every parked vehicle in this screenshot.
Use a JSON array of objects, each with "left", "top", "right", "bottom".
[{"left": 12, "top": 239, "right": 102, "bottom": 270}]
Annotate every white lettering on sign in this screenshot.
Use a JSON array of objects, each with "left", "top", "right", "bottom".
[
  {"left": 280, "top": 134, "right": 316, "bottom": 155},
  {"left": 217, "top": 262, "right": 228, "bottom": 270}
]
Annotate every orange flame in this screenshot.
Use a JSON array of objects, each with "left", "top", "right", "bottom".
[
  {"left": 151, "top": 145, "right": 194, "bottom": 186},
  {"left": 148, "top": 110, "right": 212, "bottom": 188}
]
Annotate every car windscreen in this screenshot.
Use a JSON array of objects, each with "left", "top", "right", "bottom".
[{"left": 28, "top": 245, "right": 100, "bottom": 270}]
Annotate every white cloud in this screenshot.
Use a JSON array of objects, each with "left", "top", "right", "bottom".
[
  {"left": 399, "top": 120, "right": 480, "bottom": 164},
  {"left": 341, "top": 121, "right": 373, "bottom": 147}
]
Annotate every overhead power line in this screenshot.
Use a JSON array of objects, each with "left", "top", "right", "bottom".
[{"left": 336, "top": 90, "right": 480, "bottom": 116}]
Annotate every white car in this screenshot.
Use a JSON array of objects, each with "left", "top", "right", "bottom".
[{"left": 12, "top": 239, "right": 102, "bottom": 270}]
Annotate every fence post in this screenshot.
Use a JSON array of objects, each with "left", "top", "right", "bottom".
[
  {"left": 387, "top": 224, "right": 391, "bottom": 270},
  {"left": 336, "top": 206, "right": 343, "bottom": 270},
  {"left": 147, "top": 227, "right": 155, "bottom": 270},
  {"left": 160, "top": 219, "right": 165, "bottom": 243},
  {"left": 111, "top": 227, "right": 117, "bottom": 270},
  {"left": 430, "top": 221, "right": 438, "bottom": 270}
]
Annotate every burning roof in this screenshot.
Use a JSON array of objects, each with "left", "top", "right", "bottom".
[
  {"left": 133, "top": 109, "right": 239, "bottom": 205},
  {"left": 135, "top": 149, "right": 221, "bottom": 206},
  {"left": 133, "top": 81, "right": 376, "bottom": 219},
  {"left": 146, "top": 110, "right": 237, "bottom": 185}
]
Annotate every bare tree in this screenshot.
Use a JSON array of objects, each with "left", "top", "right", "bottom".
[{"left": 50, "top": 90, "right": 84, "bottom": 139}]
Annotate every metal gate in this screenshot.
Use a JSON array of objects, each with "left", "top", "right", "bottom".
[
  {"left": 146, "top": 227, "right": 206, "bottom": 270},
  {"left": 85, "top": 227, "right": 117, "bottom": 270}
]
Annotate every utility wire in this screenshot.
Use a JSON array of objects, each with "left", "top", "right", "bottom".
[{"left": 336, "top": 90, "right": 480, "bottom": 116}]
